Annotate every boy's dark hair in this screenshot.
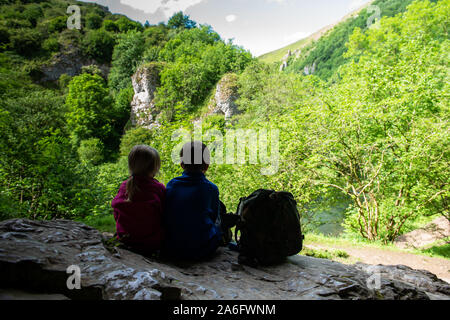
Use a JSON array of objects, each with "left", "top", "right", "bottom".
[{"left": 180, "top": 141, "right": 210, "bottom": 172}]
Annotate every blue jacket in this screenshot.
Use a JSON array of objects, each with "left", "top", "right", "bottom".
[{"left": 162, "top": 171, "right": 222, "bottom": 260}]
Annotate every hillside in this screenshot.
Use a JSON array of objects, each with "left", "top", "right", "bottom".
[
  {"left": 258, "top": 0, "right": 373, "bottom": 64},
  {"left": 259, "top": 0, "right": 428, "bottom": 80}
]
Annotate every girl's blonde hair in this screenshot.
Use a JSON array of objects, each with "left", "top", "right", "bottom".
[{"left": 126, "top": 145, "right": 161, "bottom": 201}]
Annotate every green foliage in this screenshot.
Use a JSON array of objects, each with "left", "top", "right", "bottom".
[
  {"left": 285, "top": 0, "right": 418, "bottom": 80},
  {"left": 115, "top": 16, "right": 144, "bottom": 33},
  {"left": 78, "top": 138, "right": 104, "bottom": 165},
  {"left": 82, "top": 29, "right": 115, "bottom": 63},
  {"left": 0, "top": 89, "right": 85, "bottom": 219},
  {"left": 167, "top": 11, "right": 197, "bottom": 29},
  {"left": 421, "top": 242, "right": 450, "bottom": 259},
  {"left": 47, "top": 15, "right": 66, "bottom": 33},
  {"left": 0, "top": 0, "right": 447, "bottom": 252},
  {"left": 154, "top": 26, "right": 252, "bottom": 120},
  {"left": 0, "top": 26, "right": 10, "bottom": 45},
  {"left": 65, "top": 73, "right": 114, "bottom": 146},
  {"left": 58, "top": 73, "right": 72, "bottom": 90},
  {"left": 301, "top": 247, "right": 350, "bottom": 260},
  {"left": 103, "top": 19, "right": 119, "bottom": 32},
  {"left": 85, "top": 13, "right": 103, "bottom": 30},
  {"left": 108, "top": 31, "right": 145, "bottom": 91},
  {"left": 303, "top": 0, "right": 449, "bottom": 241},
  {"left": 41, "top": 36, "right": 59, "bottom": 53},
  {"left": 9, "top": 28, "right": 42, "bottom": 56}
]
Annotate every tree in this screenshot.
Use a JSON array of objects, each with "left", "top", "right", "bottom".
[
  {"left": 86, "top": 13, "right": 103, "bottom": 30},
  {"left": 108, "top": 31, "right": 145, "bottom": 91},
  {"left": 167, "top": 11, "right": 197, "bottom": 29},
  {"left": 78, "top": 138, "right": 104, "bottom": 165},
  {"left": 65, "top": 73, "right": 113, "bottom": 146},
  {"left": 308, "top": 0, "right": 449, "bottom": 241},
  {"left": 10, "top": 28, "right": 41, "bottom": 56},
  {"left": 82, "top": 29, "right": 115, "bottom": 63}
]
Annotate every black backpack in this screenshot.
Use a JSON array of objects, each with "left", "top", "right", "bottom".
[{"left": 234, "top": 189, "right": 304, "bottom": 266}]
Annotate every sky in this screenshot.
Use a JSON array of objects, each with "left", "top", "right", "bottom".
[{"left": 82, "top": 0, "right": 372, "bottom": 57}]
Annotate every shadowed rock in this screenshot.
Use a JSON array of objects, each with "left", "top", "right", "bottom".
[{"left": 0, "top": 219, "right": 449, "bottom": 300}]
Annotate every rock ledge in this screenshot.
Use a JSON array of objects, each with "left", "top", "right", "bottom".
[{"left": 0, "top": 219, "right": 449, "bottom": 300}]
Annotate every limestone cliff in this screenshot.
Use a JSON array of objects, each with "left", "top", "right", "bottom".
[
  {"left": 130, "top": 62, "right": 165, "bottom": 129},
  {"left": 208, "top": 73, "right": 240, "bottom": 120}
]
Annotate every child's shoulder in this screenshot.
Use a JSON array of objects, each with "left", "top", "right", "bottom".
[
  {"left": 204, "top": 178, "right": 219, "bottom": 194},
  {"left": 151, "top": 178, "right": 166, "bottom": 190}
]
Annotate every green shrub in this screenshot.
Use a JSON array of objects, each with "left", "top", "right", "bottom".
[
  {"left": 47, "top": 16, "right": 67, "bottom": 33},
  {"left": 58, "top": 73, "right": 72, "bottom": 89},
  {"left": 103, "top": 20, "right": 119, "bottom": 32},
  {"left": 82, "top": 29, "right": 115, "bottom": 63},
  {"left": 0, "top": 27, "right": 10, "bottom": 45},
  {"left": 10, "top": 28, "right": 42, "bottom": 56},
  {"left": 86, "top": 13, "right": 102, "bottom": 30},
  {"left": 42, "top": 36, "right": 59, "bottom": 53},
  {"left": 78, "top": 138, "right": 104, "bottom": 165}
]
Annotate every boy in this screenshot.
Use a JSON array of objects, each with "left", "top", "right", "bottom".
[{"left": 162, "top": 141, "right": 222, "bottom": 260}]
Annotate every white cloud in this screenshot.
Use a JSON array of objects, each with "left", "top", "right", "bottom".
[
  {"left": 283, "top": 31, "right": 311, "bottom": 44},
  {"left": 348, "top": 0, "right": 366, "bottom": 11},
  {"left": 267, "top": 0, "right": 285, "bottom": 3},
  {"left": 225, "top": 14, "right": 237, "bottom": 23},
  {"left": 120, "top": 0, "right": 205, "bottom": 17}
]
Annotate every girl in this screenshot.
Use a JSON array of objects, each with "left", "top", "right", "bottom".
[{"left": 111, "top": 145, "right": 165, "bottom": 255}]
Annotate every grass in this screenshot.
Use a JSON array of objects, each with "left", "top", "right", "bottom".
[
  {"left": 304, "top": 232, "right": 450, "bottom": 260},
  {"left": 258, "top": 38, "right": 311, "bottom": 64},
  {"left": 300, "top": 246, "right": 350, "bottom": 260},
  {"left": 77, "top": 214, "right": 116, "bottom": 233},
  {"left": 419, "top": 239, "right": 450, "bottom": 259},
  {"left": 401, "top": 213, "right": 441, "bottom": 233}
]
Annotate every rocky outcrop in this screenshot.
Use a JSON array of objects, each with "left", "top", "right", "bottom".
[
  {"left": 208, "top": 73, "right": 239, "bottom": 120},
  {"left": 395, "top": 217, "right": 450, "bottom": 249},
  {"left": 279, "top": 50, "right": 292, "bottom": 71},
  {"left": 0, "top": 218, "right": 449, "bottom": 300},
  {"left": 40, "top": 43, "right": 109, "bottom": 82},
  {"left": 130, "top": 62, "right": 165, "bottom": 129},
  {"left": 304, "top": 61, "right": 317, "bottom": 75}
]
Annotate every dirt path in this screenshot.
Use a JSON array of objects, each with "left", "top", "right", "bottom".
[{"left": 306, "top": 243, "right": 450, "bottom": 284}]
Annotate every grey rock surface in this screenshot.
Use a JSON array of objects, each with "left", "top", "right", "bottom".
[
  {"left": 130, "top": 63, "right": 164, "bottom": 129},
  {"left": 0, "top": 218, "right": 449, "bottom": 300},
  {"left": 40, "top": 45, "right": 109, "bottom": 82},
  {"left": 395, "top": 216, "right": 449, "bottom": 249},
  {"left": 209, "top": 74, "right": 239, "bottom": 120}
]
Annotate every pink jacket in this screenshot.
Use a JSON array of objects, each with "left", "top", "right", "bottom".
[{"left": 111, "top": 176, "right": 166, "bottom": 253}]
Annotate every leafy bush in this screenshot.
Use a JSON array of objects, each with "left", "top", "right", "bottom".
[
  {"left": 108, "top": 31, "right": 145, "bottom": 91},
  {"left": 78, "top": 138, "right": 104, "bottom": 165},
  {"left": 85, "top": 13, "right": 102, "bottom": 30},
  {"left": 65, "top": 73, "right": 114, "bottom": 146},
  {"left": 103, "top": 19, "right": 119, "bottom": 32},
  {"left": 10, "top": 28, "right": 42, "bottom": 56},
  {"left": 42, "top": 36, "right": 59, "bottom": 53},
  {"left": 82, "top": 29, "right": 115, "bottom": 63},
  {"left": 47, "top": 15, "right": 67, "bottom": 33}
]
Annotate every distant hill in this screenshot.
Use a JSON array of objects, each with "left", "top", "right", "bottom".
[
  {"left": 260, "top": 0, "right": 423, "bottom": 80},
  {"left": 258, "top": 0, "right": 374, "bottom": 64}
]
